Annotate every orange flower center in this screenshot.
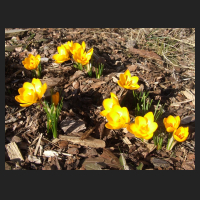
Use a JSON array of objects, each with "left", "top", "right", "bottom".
[{"left": 175, "top": 132, "right": 184, "bottom": 139}]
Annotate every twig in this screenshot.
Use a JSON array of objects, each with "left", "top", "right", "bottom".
[{"left": 34, "top": 133, "right": 43, "bottom": 156}]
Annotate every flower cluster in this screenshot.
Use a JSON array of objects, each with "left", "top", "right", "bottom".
[
  {"left": 53, "top": 41, "right": 93, "bottom": 66},
  {"left": 163, "top": 115, "right": 189, "bottom": 142},
  {"left": 100, "top": 69, "right": 189, "bottom": 150},
  {"left": 100, "top": 92, "right": 157, "bottom": 140}
]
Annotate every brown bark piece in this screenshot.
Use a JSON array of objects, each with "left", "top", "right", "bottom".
[
  {"left": 59, "top": 135, "right": 105, "bottom": 148},
  {"left": 5, "top": 142, "right": 24, "bottom": 161}
]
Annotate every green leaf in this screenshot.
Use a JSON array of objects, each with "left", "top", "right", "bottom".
[{"left": 136, "top": 162, "right": 144, "bottom": 170}]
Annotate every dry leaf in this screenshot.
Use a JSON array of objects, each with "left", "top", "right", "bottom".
[
  {"left": 43, "top": 150, "right": 59, "bottom": 157},
  {"left": 119, "top": 153, "right": 129, "bottom": 170},
  {"left": 40, "top": 77, "right": 62, "bottom": 88},
  {"left": 91, "top": 81, "right": 106, "bottom": 89},
  {"left": 100, "top": 148, "right": 122, "bottom": 169},
  {"left": 127, "top": 65, "right": 138, "bottom": 72}
]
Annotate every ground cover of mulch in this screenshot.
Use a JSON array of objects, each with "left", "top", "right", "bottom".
[{"left": 5, "top": 28, "right": 195, "bottom": 170}]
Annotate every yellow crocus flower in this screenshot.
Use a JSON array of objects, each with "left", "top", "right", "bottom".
[
  {"left": 15, "top": 78, "right": 47, "bottom": 107},
  {"left": 173, "top": 126, "right": 189, "bottom": 142},
  {"left": 163, "top": 115, "right": 180, "bottom": 132},
  {"left": 100, "top": 92, "right": 119, "bottom": 117},
  {"left": 22, "top": 54, "right": 41, "bottom": 70},
  {"left": 73, "top": 47, "right": 93, "bottom": 66},
  {"left": 127, "top": 112, "right": 158, "bottom": 140},
  {"left": 105, "top": 105, "right": 130, "bottom": 130},
  {"left": 52, "top": 45, "right": 70, "bottom": 64},
  {"left": 118, "top": 69, "right": 140, "bottom": 90}
]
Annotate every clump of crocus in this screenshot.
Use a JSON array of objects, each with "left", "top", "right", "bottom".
[
  {"left": 15, "top": 78, "right": 47, "bottom": 107},
  {"left": 127, "top": 112, "right": 158, "bottom": 140},
  {"left": 100, "top": 92, "right": 120, "bottom": 117},
  {"left": 43, "top": 91, "right": 63, "bottom": 138},
  {"left": 118, "top": 69, "right": 140, "bottom": 90},
  {"left": 164, "top": 115, "right": 189, "bottom": 150},
  {"left": 52, "top": 44, "right": 71, "bottom": 64},
  {"left": 15, "top": 79, "right": 63, "bottom": 138},
  {"left": 64, "top": 41, "right": 86, "bottom": 55},
  {"left": 22, "top": 54, "right": 42, "bottom": 78},
  {"left": 163, "top": 115, "right": 180, "bottom": 132},
  {"left": 73, "top": 47, "right": 93, "bottom": 66},
  {"left": 104, "top": 105, "right": 130, "bottom": 130}
]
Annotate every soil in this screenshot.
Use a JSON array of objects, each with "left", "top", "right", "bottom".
[{"left": 5, "top": 28, "right": 195, "bottom": 170}]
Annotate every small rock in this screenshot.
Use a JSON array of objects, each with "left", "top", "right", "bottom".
[
  {"left": 40, "top": 57, "right": 49, "bottom": 63},
  {"left": 150, "top": 157, "right": 170, "bottom": 168}
]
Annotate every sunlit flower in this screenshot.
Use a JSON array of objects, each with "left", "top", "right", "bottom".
[
  {"left": 22, "top": 54, "right": 41, "bottom": 70},
  {"left": 15, "top": 78, "right": 47, "bottom": 107},
  {"left": 52, "top": 92, "right": 59, "bottom": 107},
  {"left": 127, "top": 112, "right": 158, "bottom": 140},
  {"left": 118, "top": 69, "right": 140, "bottom": 90},
  {"left": 163, "top": 115, "right": 180, "bottom": 132},
  {"left": 52, "top": 45, "right": 70, "bottom": 63},
  {"left": 173, "top": 126, "right": 189, "bottom": 142},
  {"left": 105, "top": 105, "right": 130, "bottom": 129},
  {"left": 100, "top": 92, "right": 120, "bottom": 117},
  {"left": 73, "top": 47, "right": 93, "bottom": 66},
  {"left": 64, "top": 41, "right": 86, "bottom": 55}
]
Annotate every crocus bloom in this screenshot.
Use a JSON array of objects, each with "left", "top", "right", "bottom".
[
  {"left": 100, "top": 92, "right": 120, "bottom": 117},
  {"left": 127, "top": 112, "right": 158, "bottom": 140},
  {"left": 22, "top": 54, "right": 41, "bottom": 70},
  {"left": 105, "top": 105, "right": 130, "bottom": 130},
  {"left": 15, "top": 78, "right": 47, "bottom": 107},
  {"left": 64, "top": 41, "right": 86, "bottom": 55},
  {"left": 163, "top": 115, "right": 180, "bottom": 132},
  {"left": 52, "top": 92, "right": 59, "bottom": 107},
  {"left": 73, "top": 47, "right": 93, "bottom": 66},
  {"left": 118, "top": 69, "right": 140, "bottom": 90},
  {"left": 52, "top": 45, "right": 70, "bottom": 64},
  {"left": 173, "top": 126, "right": 189, "bottom": 142}
]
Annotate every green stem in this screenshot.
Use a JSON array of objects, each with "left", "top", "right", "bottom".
[{"left": 166, "top": 133, "right": 174, "bottom": 150}]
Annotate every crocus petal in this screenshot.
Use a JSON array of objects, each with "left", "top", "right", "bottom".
[
  {"left": 148, "top": 122, "right": 158, "bottom": 133},
  {"left": 175, "top": 116, "right": 181, "bottom": 129},
  {"left": 144, "top": 112, "right": 154, "bottom": 123},
  {"left": 124, "top": 69, "right": 131, "bottom": 78},
  {"left": 119, "top": 74, "right": 126, "bottom": 85},
  {"left": 82, "top": 41, "right": 86, "bottom": 51},
  {"left": 166, "top": 127, "right": 176, "bottom": 132},
  {"left": 128, "top": 84, "right": 140, "bottom": 90},
  {"left": 103, "top": 99, "right": 114, "bottom": 110},
  {"left": 166, "top": 115, "right": 176, "bottom": 125},
  {"left": 130, "top": 76, "right": 139, "bottom": 84},
  {"left": 23, "top": 82, "right": 35, "bottom": 90},
  {"left": 19, "top": 103, "right": 33, "bottom": 107},
  {"left": 106, "top": 111, "right": 120, "bottom": 123},
  {"left": 135, "top": 116, "right": 146, "bottom": 126},
  {"left": 100, "top": 110, "right": 110, "bottom": 117},
  {"left": 121, "top": 107, "right": 130, "bottom": 124}
]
